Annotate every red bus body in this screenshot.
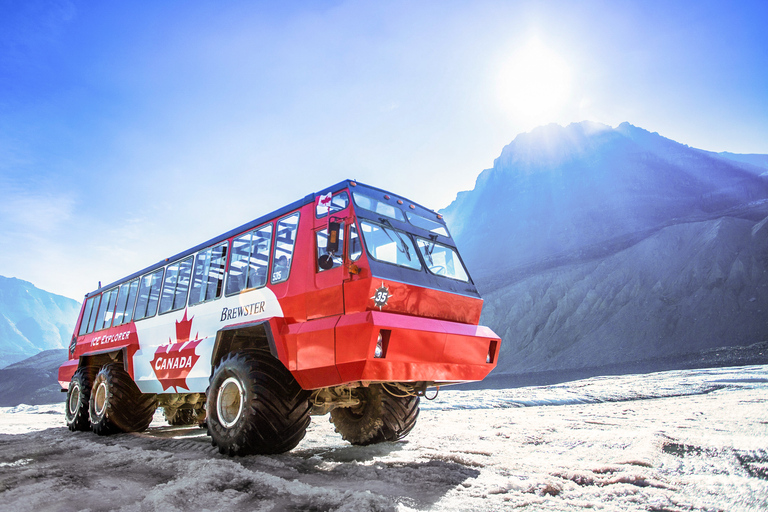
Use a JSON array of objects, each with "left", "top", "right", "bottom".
[{"left": 59, "top": 181, "right": 500, "bottom": 397}]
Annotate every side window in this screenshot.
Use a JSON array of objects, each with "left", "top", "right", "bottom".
[
  {"left": 316, "top": 222, "right": 345, "bottom": 272},
  {"left": 134, "top": 269, "right": 164, "bottom": 321},
  {"left": 78, "top": 296, "right": 99, "bottom": 336},
  {"left": 271, "top": 212, "right": 300, "bottom": 284},
  {"left": 113, "top": 279, "right": 139, "bottom": 326},
  {"left": 226, "top": 224, "right": 273, "bottom": 296},
  {"left": 316, "top": 191, "right": 350, "bottom": 217},
  {"left": 189, "top": 242, "right": 228, "bottom": 306},
  {"left": 159, "top": 256, "right": 194, "bottom": 314},
  {"left": 86, "top": 295, "right": 101, "bottom": 334},
  {"left": 349, "top": 223, "right": 362, "bottom": 261},
  {"left": 95, "top": 287, "right": 119, "bottom": 331}
]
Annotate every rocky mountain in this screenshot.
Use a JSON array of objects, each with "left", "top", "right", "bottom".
[
  {"left": 0, "top": 276, "right": 81, "bottom": 368},
  {"left": 443, "top": 122, "right": 768, "bottom": 281},
  {"left": 442, "top": 122, "right": 768, "bottom": 381},
  {"left": 0, "top": 349, "right": 67, "bottom": 406}
]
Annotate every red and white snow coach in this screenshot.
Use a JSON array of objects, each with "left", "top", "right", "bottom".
[{"left": 59, "top": 180, "right": 500, "bottom": 455}]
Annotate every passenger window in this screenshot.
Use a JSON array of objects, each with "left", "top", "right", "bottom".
[
  {"left": 95, "top": 287, "right": 119, "bottom": 331},
  {"left": 316, "top": 222, "right": 345, "bottom": 272},
  {"left": 159, "top": 256, "right": 194, "bottom": 314},
  {"left": 349, "top": 223, "right": 362, "bottom": 261},
  {"left": 78, "top": 296, "right": 98, "bottom": 336},
  {"left": 316, "top": 191, "right": 350, "bottom": 218},
  {"left": 226, "top": 224, "right": 273, "bottom": 296},
  {"left": 271, "top": 212, "right": 300, "bottom": 284},
  {"left": 113, "top": 279, "right": 139, "bottom": 326},
  {"left": 86, "top": 295, "right": 101, "bottom": 334},
  {"left": 189, "top": 242, "right": 227, "bottom": 306},
  {"left": 134, "top": 269, "right": 164, "bottom": 321}
]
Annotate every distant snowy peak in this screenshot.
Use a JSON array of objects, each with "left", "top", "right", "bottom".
[{"left": 0, "top": 276, "right": 81, "bottom": 368}]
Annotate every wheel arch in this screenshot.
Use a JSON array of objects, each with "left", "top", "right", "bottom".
[
  {"left": 211, "top": 317, "right": 288, "bottom": 371},
  {"left": 78, "top": 348, "right": 127, "bottom": 372}
]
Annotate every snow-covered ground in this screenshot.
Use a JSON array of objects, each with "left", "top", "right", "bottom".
[{"left": 1, "top": 365, "right": 766, "bottom": 511}]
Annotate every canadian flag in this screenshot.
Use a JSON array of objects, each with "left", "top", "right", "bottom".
[{"left": 318, "top": 193, "right": 332, "bottom": 208}]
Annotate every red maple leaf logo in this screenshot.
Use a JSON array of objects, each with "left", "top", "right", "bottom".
[{"left": 150, "top": 310, "right": 201, "bottom": 391}]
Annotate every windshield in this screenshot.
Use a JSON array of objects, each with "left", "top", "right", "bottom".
[
  {"left": 415, "top": 238, "right": 469, "bottom": 282},
  {"left": 359, "top": 220, "right": 421, "bottom": 271}
]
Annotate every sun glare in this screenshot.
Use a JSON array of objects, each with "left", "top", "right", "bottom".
[{"left": 496, "top": 39, "right": 572, "bottom": 124}]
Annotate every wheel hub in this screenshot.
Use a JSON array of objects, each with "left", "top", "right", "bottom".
[
  {"left": 93, "top": 381, "right": 108, "bottom": 416},
  {"left": 68, "top": 383, "right": 81, "bottom": 415},
  {"left": 217, "top": 377, "right": 245, "bottom": 428}
]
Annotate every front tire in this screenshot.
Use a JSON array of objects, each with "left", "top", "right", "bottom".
[
  {"left": 330, "top": 384, "right": 419, "bottom": 446},
  {"left": 89, "top": 363, "right": 157, "bottom": 435},
  {"left": 65, "top": 366, "right": 97, "bottom": 432},
  {"left": 207, "top": 350, "right": 311, "bottom": 455}
]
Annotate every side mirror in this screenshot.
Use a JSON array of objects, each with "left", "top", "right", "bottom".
[{"left": 318, "top": 254, "right": 334, "bottom": 270}]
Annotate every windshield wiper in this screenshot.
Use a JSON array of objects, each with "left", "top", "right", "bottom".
[{"left": 379, "top": 218, "right": 412, "bottom": 261}]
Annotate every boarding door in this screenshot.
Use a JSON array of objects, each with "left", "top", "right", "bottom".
[{"left": 307, "top": 192, "right": 351, "bottom": 320}]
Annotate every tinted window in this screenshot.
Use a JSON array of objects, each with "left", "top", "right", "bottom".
[
  {"left": 134, "top": 269, "right": 164, "bottom": 321},
  {"left": 78, "top": 296, "right": 99, "bottom": 336},
  {"left": 405, "top": 212, "right": 449, "bottom": 237},
  {"left": 159, "top": 257, "right": 193, "bottom": 314},
  {"left": 353, "top": 192, "right": 405, "bottom": 221},
  {"left": 271, "top": 212, "right": 300, "bottom": 284},
  {"left": 316, "top": 191, "right": 350, "bottom": 218},
  {"left": 226, "top": 224, "right": 273, "bottom": 295},
  {"left": 95, "top": 287, "right": 119, "bottom": 331},
  {"left": 113, "top": 279, "right": 139, "bottom": 326},
  {"left": 359, "top": 220, "right": 421, "bottom": 270},
  {"left": 86, "top": 295, "right": 101, "bottom": 334},
  {"left": 415, "top": 238, "right": 469, "bottom": 282},
  {"left": 189, "top": 242, "right": 228, "bottom": 306},
  {"left": 349, "top": 223, "right": 362, "bottom": 261}
]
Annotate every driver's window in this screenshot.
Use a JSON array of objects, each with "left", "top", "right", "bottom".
[
  {"left": 349, "top": 223, "right": 362, "bottom": 261},
  {"left": 316, "top": 223, "right": 345, "bottom": 272}
]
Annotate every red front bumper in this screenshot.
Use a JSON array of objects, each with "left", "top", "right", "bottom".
[{"left": 282, "top": 311, "right": 500, "bottom": 390}]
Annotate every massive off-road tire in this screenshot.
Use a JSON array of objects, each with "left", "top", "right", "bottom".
[
  {"left": 330, "top": 384, "right": 420, "bottom": 446},
  {"left": 207, "top": 350, "right": 311, "bottom": 455},
  {"left": 164, "top": 407, "right": 206, "bottom": 426},
  {"left": 89, "top": 363, "right": 158, "bottom": 435},
  {"left": 65, "top": 366, "right": 97, "bottom": 432}
]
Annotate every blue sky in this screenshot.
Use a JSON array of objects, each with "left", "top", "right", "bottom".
[{"left": 2, "top": 0, "right": 767, "bottom": 300}]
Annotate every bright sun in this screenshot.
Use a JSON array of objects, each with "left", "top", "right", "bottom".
[{"left": 496, "top": 39, "right": 572, "bottom": 124}]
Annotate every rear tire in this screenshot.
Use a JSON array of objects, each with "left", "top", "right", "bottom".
[
  {"left": 330, "top": 384, "right": 419, "bottom": 446},
  {"left": 89, "top": 363, "right": 157, "bottom": 435},
  {"left": 207, "top": 350, "right": 311, "bottom": 455},
  {"left": 65, "top": 366, "right": 97, "bottom": 432}
]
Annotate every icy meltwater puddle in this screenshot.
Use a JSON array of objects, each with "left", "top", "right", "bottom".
[
  {"left": 422, "top": 364, "right": 768, "bottom": 411},
  {"left": 1, "top": 365, "right": 766, "bottom": 511}
]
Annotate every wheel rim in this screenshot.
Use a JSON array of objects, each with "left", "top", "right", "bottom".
[
  {"left": 217, "top": 376, "right": 245, "bottom": 428},
  {"left": 68, "top": 383, "right": 81, "bottom": 415},
  {"left": 93, "top": 381, "right": 108, "bottom": 416}
]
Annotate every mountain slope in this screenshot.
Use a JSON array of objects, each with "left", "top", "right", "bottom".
[
  {"left": 442, "top": 122, "right": 768, "bottom": 378},
  {"left": 0, "top": 276, "right": 80, "bottom": 367},
  {"left": 481, "top": 215, "right": 768, "bottom": 375},
  {"left": 0, "top": 349, "right": 67, "bottom": 406}
]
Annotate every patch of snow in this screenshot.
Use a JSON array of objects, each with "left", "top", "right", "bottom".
[{"left": 0, "top": 365, "right": 766, "bottom": 511}]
